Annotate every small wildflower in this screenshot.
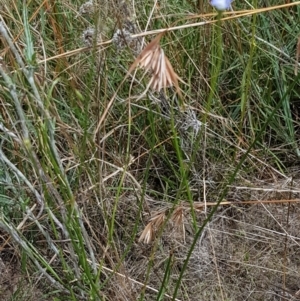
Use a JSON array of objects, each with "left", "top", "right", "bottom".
[{"left": 210, "top": 0, "right": 232, "bottom": 10}]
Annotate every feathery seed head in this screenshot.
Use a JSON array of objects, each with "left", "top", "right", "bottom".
[{"left": 128, "top": 33, "right": 183, "bottom": 98}]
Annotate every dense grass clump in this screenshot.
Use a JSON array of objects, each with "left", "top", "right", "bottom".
[{"left": 0, "top": 1, "right": 300, "bottom": 300}]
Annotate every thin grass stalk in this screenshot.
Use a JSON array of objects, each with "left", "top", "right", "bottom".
[
  {"left": 239, "top": 0, "right": 257, "bottom": 133},
  {"left": 69, "top": 214, "right": 101, "bottom": 298},
  {"left": 76, "top": 203, "right": 97, "bottom": 273},
  {"left": 169, "top": 107, "right": 197, "bottom": 231},
  {"left": 156, "top": 252, "right": 173, "bottom": 301},
  {"left": 206, "top": 11, "right": 223, "bottom": 118},
  {"left": 275, "top": 67, "right": 300, "bottom": 156},
  {"left": 108, "top": 169, "right": 126, "bottom": 243}
]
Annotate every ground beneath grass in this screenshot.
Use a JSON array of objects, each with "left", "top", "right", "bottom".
[{"left": 1, "top": 177, "right": 300, "bottom": 301}]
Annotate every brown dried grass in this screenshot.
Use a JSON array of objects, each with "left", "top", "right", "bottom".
[{"left": 128, "top": 33, "right": 183, "bottom": 98}]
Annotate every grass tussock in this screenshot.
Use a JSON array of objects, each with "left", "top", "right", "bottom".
[{"left": 0, "top": 0, "right": 300, "bottom": 300}]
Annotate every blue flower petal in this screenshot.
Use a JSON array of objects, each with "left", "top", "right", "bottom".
[{"left": 210, "top": 0, "right": 232, "bottom": 10}]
